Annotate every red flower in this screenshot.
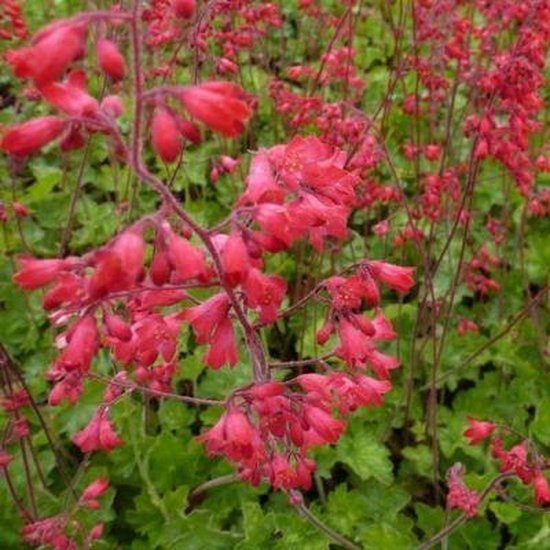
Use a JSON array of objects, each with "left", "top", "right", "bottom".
[
  {"left": 173, "top": 0, "right": 196, "bottom": 19},
  {"left": 335, "top": 317, "right": 373, "bottom": 367},
  {"left": 239, "top": 151, "right": 285, "bottom": 205},
  {"left": 178, "top": 81, "right": 252, "bottom": 137},
  {"left": 80, "top": 478, "right": 109, "bottom": 510},
  {"left": 366, "top": 260, "right": 415, "bottom": 294},
  {"left": 101, "top": 95, "right": 124, "bottom": 118},
  {"left": 96, "top": 38, "right": 125, "bottom": 81},
  {"left": 13, "top": 255, "right": 76, "bottom": 290},
  {"left": 6, "top": 21, "right": 86, "bottom": 86},
  {"left": 303, "top": 404, "right": 345, "bottom": 446},
  {"left": 366, "top": 349, "right": 400, "bottom": 379},
  {"left": 446, "top": 464, "right": 479, "bottom": 517},
  {"left": 221, "top": 232, "right": 251, "bottom": 286},
  {"left": 197, "top": 406, "right": 263, "bottom": 464},
  {"left": 88, "top": 230, "right": 145, "bottom": 298},
  {"left": 463, "top": 417, "right": 496, "bottom": 445},
  {"left": 40, "top": 73, "right": 98, "bottom": 117},
  {"left": 72, "top": 408, "right": 123, "bottom": 453},
  {"left": 533, "top": 471, "right": 550, "bottom": 506},
  {"left": 151, "top": 108, "right": 182, "bottom": 163},
  {"left": 203, "top": 318, "right": 238, "bottom": 369},
  {"left": 165, "top": 228, "right": 209, "bottom": 282},
  {"left": 0, "top": 450, "right": 12, "bottom": 468},
  {"left": 182, "top": 293, "right": 230, "bottom": 344},
  {"left": 1, "top": 116, "right": 66, "bottom": 156},
  {"left": 242, "top": 268, "right": 286, "bottom": 323},
  {"left": 104, "top": 313, "right": 132, "bottom": 342},
  {"left": 55, "top": 315, "right": 99, "bottom": 374}
]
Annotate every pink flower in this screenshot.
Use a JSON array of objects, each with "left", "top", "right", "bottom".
[
  {"left": 239, "top": 151, "right": 285, "bottom": 205},
  {"left": 463, "top": 418, "right": 496, "bottom": 445},
  {"left": 178, "top": 81, "right": 252, "bottom": 137},
  {"left": 366, "top": 349, "right": 400, "bottom": 379},
  {"left": 151, "top": 108, "right": 182, "bottom": 163},
  {"left": 221, "top": 233, "right": 251, "bottom": 286},
  {"left": 303, "top": 404, "right": 345, "bottom": 445},
  {"left": 366, "top": 260, "right": 415, "bottom": 294},
  {"left": 80, "top": 478, "right": 109, "bottom": 509},
  {"left": 1, "top": 116, "right": 67, "bottom": 156},
  {"left": 203, "top": 318, "right": 238, "bottom": 369},
  {"left": 269, "top": 453, "right": 297, "bottom": 490},
  {"left": 533, "top": 471, "right": 550, "bottom": 506},
  {"left": 72, "top": 408, "right": 123, "bottom": 453},
  {"left": 55, "top": 315, "right": 99, "bottom": 374},
  {"left": 96, "top": 38, "right": 125, "bottom": 81},
  {"left": 181, "top": 293, "right": 230, "bottom": 343},
  {"left": 6, "top": 21, "right": 86, "bottom": 86},
  {"left": 198, "top": 406, "right": 263, "bottom": 465},
  {"left": 446, "top": 464, "right": 479, "bottom": 517},
  {"left": 335, "top": 318, "right": 373, "bottom": 367},
  {"left": 243, "top": 268, "right": 286, "bottom": 323},
  {"left": 173, "top": 0, "right": 196, "bottom": 19},
  {"left": 104, "top": 313, "right": 132, "bottom": 342},
  {"left": 39, "top": 71, "right": 98, "bottom": 117},
  {"left": 88, "top": 230, "right": 145, "bottom": 299},
  {"left": 13, "top": 256, "right": 76, "bottom": 290},
  {"left": 371, "top": 310, "right": 397, "bottom": 340},
  {"left": 165, "top": 228, "right": 209, "bottom": 282}
]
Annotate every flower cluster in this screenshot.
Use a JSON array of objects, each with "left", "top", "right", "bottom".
[{"left": 446, "top": 418, "right": 550, "bottom": 516}]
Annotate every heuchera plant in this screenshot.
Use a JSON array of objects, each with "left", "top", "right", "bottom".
[
  {"left": 0, "top": 0, "right": 548, "bottom": 549},
  {"left": 0, "top": 2, "right": 415, "bottom": 547}
]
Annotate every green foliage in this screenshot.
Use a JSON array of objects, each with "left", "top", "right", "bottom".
[{"left": 1, "top": 1, "right": 549, "bottom": 549}]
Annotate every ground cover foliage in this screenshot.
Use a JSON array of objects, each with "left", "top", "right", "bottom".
[{"left": 0, "top": 0, "right": 549, "bottom": 548}]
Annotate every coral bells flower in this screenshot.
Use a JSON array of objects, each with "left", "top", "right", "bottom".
[
  {"left": 72, "top": 408, "right": 123, "bottom": 453},
  {"left": 88, "top": 229, "right": 145, "bottom": 298},
  {"left": 21, "top": 517, "right": 74, "bottom": 550},
  {"left": 96, "top": 38, "right": 126, "bottom": 81},
  {"left": 365, "top": 260, "right": 415, "bottom": 294},
  {"left": 173, "top": 0, "right": 196, "bottom": 19},
  {"left": 335, "top": 318, "right": 373, "bottom": 367},
  {"left": 165, "top": 228, "right": 210, "bottom": 282},
  {"left": 533, "top": 471, "right": 550, "bottom": 506},
  {"left": 446, "top": 464, "right": 479, "bottom": 517},
  {"left": 39, "top": 70, "right": 98, "bottom": 117},
  {"left": 55, "top": 315, "right": 99, "bottom": 373},
  {"left": 464, "top": 417, "right": 496, "bottom": 445},
  {"left": 243, "top": 268, "right": 286, "bottom": 323},
  {"left": 151, "top": 108, "right": 182, "bottom": 163},
  {"left": 182, "top": 293, "right": 230, "bottom": 343},
  {"left": 203, "top": 318, "right": 238, "bottom": 369},
  {"left": 79, "top": 478, "right": 109, "bottom": 510},
  {"left": 302, "top": 404, "right": 345, "bottom": 445},
  {"left": 198, "top": 405, "right": 263, "bottom": 463},
  {"left": 221, "top": 232, "right": 251, "bottom": 286},
  {"left": 6, "top": 20, "right": 86, "bottom": 86},
  {"left": 13, "top": 255, "right": 76, "bottom": 290},
  {"left": 177, "top": 81, "right": 252, "bottom": 137},
  {"left": 1, "top": 116, "right": 66, "bottom": 156}
]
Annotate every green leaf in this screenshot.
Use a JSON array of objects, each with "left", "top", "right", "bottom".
[{"left": 337, "top": 429, "right": 394, "bottom": 484}]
